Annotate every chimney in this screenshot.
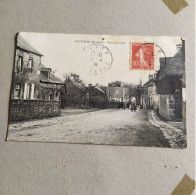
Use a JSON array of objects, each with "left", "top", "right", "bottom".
[
  {"left": 149, "top": 75, "right": 153, "bottom": 80},
  {"left": 95, "top": 83, "right": 99, "bottom": 87},
  {"left": 181, "top": 38, "right": 185, "bottom": 63},
  {"left": 176, "top": 44, "right": 182, "bottom": 52},
  {"left": 120, "top": 82, "right": 123, "bottom": 87},
  {"left": 88, "top": 84, "right": 92, "bottom": 87},
  {"left": 159, "top": 57, "right": 166, "bottom": 69},
  {"left": 71, "top": 74, "right": 79, "bottom": 80}
]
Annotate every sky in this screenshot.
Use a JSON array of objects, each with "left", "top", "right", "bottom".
[{"left": 20, "top": 32, "right": 181, "bottom": 86}]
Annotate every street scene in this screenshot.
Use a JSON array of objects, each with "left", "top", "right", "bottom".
[
  {"left": 8, "top": 108, "right": 185, "bottom": 147},
  {"left": 7, "top": 33, "right": 187, "bottom": 148}
]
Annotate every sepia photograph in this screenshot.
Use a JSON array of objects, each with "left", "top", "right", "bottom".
[{"left": 7, "top": 32, "right": 186, "bottom": 148}]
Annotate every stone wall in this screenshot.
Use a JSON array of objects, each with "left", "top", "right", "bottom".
[
  {"left": 182, "top": 87, "right": 186, "bottom": 126},
  {"left": 159, "top": 95, "right": 175, "bottom": 121},
  {"left": 9, "top": 99, "right": 61, "bottom": 122}
]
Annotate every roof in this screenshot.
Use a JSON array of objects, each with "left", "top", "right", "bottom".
[
  {"left": 17, "top": 34, "right": 43, "bottom": 56},
  {"left": 143, "top": 79, "right": 155, "bottom": 87},
  {"left": 50, "top": 74, "right": 63, "bottom": 83},
  {"left": 158, "top": 44, "right": 185, "bottom": 80},
  {"left": 94, "top": 87, "right": 106, "bottom": 94},
  {"left": 40, "top": 64, "right": 64, "bottom": 84},
  {"left": 41, "top": 68, "right": 52, "bottom": 72},
  {"left": 66, "top": 77, "right": 85, "bottom": 89},
  {"left": 40, "top": 80, "right": 65, "bottom": 85}
]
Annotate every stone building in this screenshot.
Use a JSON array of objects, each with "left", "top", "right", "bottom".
[
  {"left": 106, "top": 82, "right": 129, "bottom": 103},
  {"left": 40, "top": 64, "right": 66, "bottom": 101},
  {"left": 85, "top": 84, "right": 108, "bottom": 108},
  {"left": 156, "top": 39, "right": 185, "bottom": 121},
  {"left": 10, "top": 34, "right": 66, "bottom": 121},
  {"left": 141, "top": 75, "right": 159, "bottom": 110},
  {"left": 12, "top": 34, "right": 44, "bottom": 100},
  {"left": 12, "top": 34, "right": 66, "bottom": 101}
]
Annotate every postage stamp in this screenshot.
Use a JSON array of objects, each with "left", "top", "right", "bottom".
[
  {"left": 130, "top": 43, "right": 154, "bottom": 70},
  {"left": 83, "top": 44, "right": 113, "bottom": 75}
]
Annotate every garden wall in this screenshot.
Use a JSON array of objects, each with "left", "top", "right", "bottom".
[{"left": 9, "top": 99, "right": 61, "bottom": 122}]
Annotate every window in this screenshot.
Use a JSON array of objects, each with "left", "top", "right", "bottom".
[
  {"left": 24, "top": 83, "right": 34, "bottom": 99},
  {"left": 26, "top": 84, "right": 31, "bottom": 99},
  {"left": 17, "top": 56, "right": 23, "bottom": 72},
  {"left": 49, "top": 94, "right": 53, "bottom": 100},
  {"left": 14, "top": 84, "right": 21, "bottom": 98},
  {"left": 29, "top": 58, "right": 33, "bottom": 69},
  {"left": 42, "top": 94, "right": 45, "bottom": 100}
]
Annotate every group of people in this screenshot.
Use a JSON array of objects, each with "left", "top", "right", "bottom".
[{"left": 118, "top": 96, "right": 137, "bottom": 112}]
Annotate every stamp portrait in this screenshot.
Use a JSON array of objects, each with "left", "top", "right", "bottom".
[{"left": 130, "top": 43, "right": 154, "bottom": 70}]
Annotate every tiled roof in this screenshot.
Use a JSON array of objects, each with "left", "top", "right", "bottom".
[
  {"left": 50, "top": 74, "right": 63, "bottom": 83},
  {"left": 158, "top": 47, "right": 185, "bottom": 79},
  {"left": 143, "top": 79, "right": 155, "bottom": 87},
  {"left": 40, "top": 64, "right": 63, "bottom": 84},
  {"left": 17, "top": 34, "right": 43, "bottom": 56},
  {"left": 67, "top": 78, "right": 84, "bottom": 89},
  {"left": 94, "top": 87, "right": 105, "bottom": 94}
]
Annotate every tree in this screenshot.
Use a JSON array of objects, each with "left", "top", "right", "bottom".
[{"left": 63, "top": 72, "right": 86, "bottom": 107}]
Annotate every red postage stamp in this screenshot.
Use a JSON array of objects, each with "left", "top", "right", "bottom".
[{"left": 130, "top": 43, "right": 154, "bottom": 70}]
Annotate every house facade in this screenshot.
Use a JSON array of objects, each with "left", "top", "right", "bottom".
[
  {"left": 106, "top": 82, "right": 129, "bottom": 103},
  {"left": 12, "top": 35, "right": 43, "bottom": 100},
  {"left": 40, "top": 64, "right": 66, "bottom": 102},
  {"left": 10, "top": 34, "right": 66, "bottom": 122},
  {"left": 156, "top": 39, "right": 185, "bottom": 121},
  {"left": 141, "top": 75, "right": 159, "bottom": 110},
  {"left": 12, "top": 34, "right": 66, "bottom": 101}
]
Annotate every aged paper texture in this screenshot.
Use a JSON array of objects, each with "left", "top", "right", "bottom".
[{"left": 7, "top": 33, "right": 186, "bottom": 148}]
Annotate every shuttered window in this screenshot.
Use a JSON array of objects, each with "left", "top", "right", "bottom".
[{"left": 17, "top": 56, "right": 23, "bottom": 72}]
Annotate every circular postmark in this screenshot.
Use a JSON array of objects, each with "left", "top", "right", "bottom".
[{"left": 83, "top": 44, "right": 113, "bottom": 75}]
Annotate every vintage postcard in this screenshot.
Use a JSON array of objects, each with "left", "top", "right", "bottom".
[{"left": 7, "top": 33, "right": 186, "bottom": 148}]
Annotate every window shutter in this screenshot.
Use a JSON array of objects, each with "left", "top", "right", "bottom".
[
  {"left": 24, "top": 83, "right": 27, "bottom": 99},
  {"left": 31, "top": 84, "right": 34, "bottom": 99}
]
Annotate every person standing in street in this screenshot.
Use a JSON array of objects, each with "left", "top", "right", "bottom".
[{"left": 130, "top": 96, "right": 137, "bottom": 112}]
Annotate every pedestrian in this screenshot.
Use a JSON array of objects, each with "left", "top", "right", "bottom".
[
  {"left": 133, "top": 102, "right": 137, "bottom": 112},
  {"left": 130, "top": 96, "right": 137, "bottom": 112}
]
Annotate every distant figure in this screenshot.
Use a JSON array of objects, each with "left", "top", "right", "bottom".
[
  {"left": 130, "top": 96, "right": 137, "bottom": 112},
  {"left": 118, "top": 102, "right": 123, "bottom": 109},
  {"left": 123, "top": 102, "right": 126, "bottom": 109}
]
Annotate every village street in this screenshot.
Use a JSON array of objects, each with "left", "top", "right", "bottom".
[{"left": 8, "top": 108, "right": 185, "bottom": 147}]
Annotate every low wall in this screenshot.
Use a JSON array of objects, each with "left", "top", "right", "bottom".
[
  {"left": 9, "top": 99, "right": 61, "bottom": 122},
  {"left": 159, "top": 95, "right": 175, "bottom": 121}
]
